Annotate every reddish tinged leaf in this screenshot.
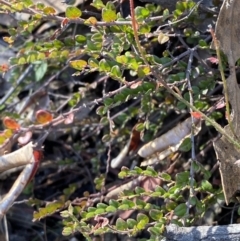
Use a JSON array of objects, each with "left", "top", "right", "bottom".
[
  {"left": 18, "top": 131, "right": 32, "bottom": 145},
  {"left": 33, "top": 150, "right": 44, "bottom": 162},
  {"left": 49, "top": 29, "right": 61, "bottom": 40},
  {"left": 94, "top": 216, "right": 109, "bottom": 229},
  {"left": 130, "top": 81, "right": 142, "bottom": 89},
  {"left": 64, "top": 113, "right": 74, "bottom": 124},
  {"left": 207, "top": 56, "right": 219, "bottom": 64},
  {"left": 36, "top": 110, "right": 53, "bottom": 124},
  {"left": 3, "top": 117, "right": 20, "bottom": 130},
  {"left": 0, "top": 63, "right": 9, "bottom": 72},
  {"left": 128, "top": 128, "right": 141, "bottom": 153},
  {"left": 111, "top": 122, "right": 142, "bottom": 168},
  {"left": 215, "top": 99, "right": 225, "bottom": 109},
  {"left": 84, "top": 17, "right": 97, "bottom": 25},
  {"left": 191, "top": 111, "right": 202, "bottom": 119},
  {"left": 27, "top": 150, "right": 44, "bottom": 185},
  {"left": 44, "top": 51, "right": 50, "bottom": 57},
  {"left": 61, "top": 18, "right": 69, "bottom": 28}
]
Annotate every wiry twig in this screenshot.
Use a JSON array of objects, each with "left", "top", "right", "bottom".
[
  {"left": 18, "top": 64, "right": 69, "bottom": 114},
  {"left": 156, "top": 0, "right": 203, "bottom": 31},
  {"left": 20, "top": 80, "right": 138, "bottom": 132},
  {"left": 0, "top": 65, "right": 33, "bottom": 106},
  {"left": 102, "top": 78, "right": 112, "bottom": 195},
  {"left": 185, "top": 48, "right": 196, "bottom": 222}
]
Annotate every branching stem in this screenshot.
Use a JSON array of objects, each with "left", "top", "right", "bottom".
[{"left": 128, "top": 0, "right": 240, "bottom": 150}]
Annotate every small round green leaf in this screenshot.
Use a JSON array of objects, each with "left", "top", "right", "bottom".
[
  {"left": 122, "top": 199, "right": 135, "bottom": 208},
  {"left": 201, "top": 180, "right": 213, "bottom": 192},
  {"left": 100, "top": 117, "right": 108, "bottom": 125},
  {"left": 179, "top": 137, "right": 192, "bottom": 152},
  {"left": 94, "top": 208, "right": 105, "bottom": 215},
  {"left": 149, "top": 209, "right": 163, "bottom": 221},
  {"left": 88, "top": 207, "right": 96, "bottom": 212},
  {"left": 62, "top": 227, "right": 73, "bottom": 236},
  {"left": 160, "top": 172, "right": 171, "bottom": 181},
  {"left": 174, "top": 203, "right": 187, "bottom": 217},
  {"left": 175, "top": 171, "right": 190, "bottom": 186},
  {"left": 96, "top": 106, "right": 106, "bottom": 116},
  {"left": 116, "top": 218, "right": 128, "bottom": 231},
  {"left": 97, "top": 203, "right": 108, "bottom": 209},
  {"left": 36, "top": 2, "right": 45, "bottom": 10},
  {"left": 102, "top": 8, "right": 117, "bottom": 22},
  {"left": 135, "top": 199, "right": 146, "bottom": 209},
  {"left": 136, "top": 213, "right": 149, "bottom": 230},
  {"left": 88, "top": 58, "right": 99, "bottom": 68},
  {"left": 135, "top": 187, "right": 145, "bottom": 195},
  {"left": 135, "top": 6, "right": 150, "bottom": 20},
  {"left": 69, "top": 60, "right": 87, "bottom": 70},
  {"left": 75, "top": 35, "right": 86, "bottom": 43},
  {"left": 148, "top": 226, "right": 162, "bottom": 236},
  {"left": 86, "top": 212, "right": 96, "bottom": 219},
  {"left": 99, "top": 59, "right": 111, "bottom": 72},
  {"left": 111, "top": 65, "right": 122, "bottom": 78},
  {"left": 104, "top": 98, "right": 113, "bottom": 106},
  {"left": 60, "top": 210, "right": 69, "bottom": 218},
  {"left": 43, "top": 6, "right": 56, "bottom": 15},
  {"left": 143, "top": 166, "right": 158, "bottom": 177},
  {"left": 65, "top": 6, "right": 82, "bottom": 19},
  {"left": 118, "top": 204, "right": 130, "bottom": 210},
  {"left": 91, "top": 0, "right": 105, "bottom": 10},
  {"left": 106, "top": 205, "right": 117, "bottom": 212},
  {"left": 135, "top": 122, "right": 145, "bottom": 131},
  {"left": 109, "top": 199, "right": 119, "bottom": 208},
  {"left": 127, "top": 218, "right": 137, "bottom": 229}
]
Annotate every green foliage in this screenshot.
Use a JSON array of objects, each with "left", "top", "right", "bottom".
[
  {"left": 0, "top": 0, "right": 226, "bottom": 239},
  {"left": 57, "top": 164, "right": 221, "bottom": 238},
  {"left": 65, "top": 6, "right": 82, "bottom": 19}
]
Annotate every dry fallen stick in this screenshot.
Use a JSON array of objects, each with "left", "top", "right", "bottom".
[
  {"left": 0, "top": 142, "right": 34, "bottom": 172},
  {"left": 0, "top": 160, "right": 35, "bottom": 219},
  {"left": 138, "top": 117, "right": 200, "bottom": 158},
  {"left": 0, "top": 142, "right": 36, "bottom": 219}
]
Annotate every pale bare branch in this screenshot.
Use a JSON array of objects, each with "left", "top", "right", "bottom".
[
  {"left": 0, "top": 149, "right": 35, "bottom": 219},
  {"left": 138, "top": 117, "right": 201, "bottom": 158},
  {"left": 0, "top": 142, "right": 34, "bottom": 173}
]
